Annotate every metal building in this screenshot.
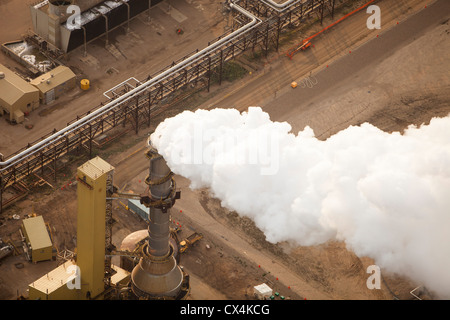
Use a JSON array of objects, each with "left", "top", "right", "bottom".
[
  {"left": 30, "top": 65, "right": 76, "bottom": 104},
  {"left": 27, "top": 156, "right": 130, "bottom": 300},
  {"left": 21, "top": 215, "right": 53, "bottom": 263},
  {"left": 29, "top": 0, "right": 164, "bottom": 53},
  {"left": 76, "top": 156, "right": 115, "bottom": 299},
  {"left": 127, "top": 199, "right": 149, "bottom": 222},
  {"left": 28, "top": 260, "right": 80, "bottom": 300},
  {"left": 0, "top": 64, "right": 39, "bottom": 123},
  {"left": 28, "top": 259, "right": 129, "bottom": 300}
]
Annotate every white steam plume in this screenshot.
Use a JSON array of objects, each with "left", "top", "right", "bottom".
[{"left": 151, "top": 107, "right": 450, "bottom": 298}]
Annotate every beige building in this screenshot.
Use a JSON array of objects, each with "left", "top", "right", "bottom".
[
  {"left": 21, "top": 215, "right": 53, "bottom": 263},
  {"left": 30, "top": 65, "right": 76, "bottom": 105},
  {"left": 28, "top": 260, "right": 130, "bottom": 300},
  {"left": 0, "top": 64, "right": 39, "bottom": 123}
]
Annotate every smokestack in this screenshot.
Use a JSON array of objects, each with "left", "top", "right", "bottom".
[{"left": 130, "top": 138, "right": 188, "bottom": 299}]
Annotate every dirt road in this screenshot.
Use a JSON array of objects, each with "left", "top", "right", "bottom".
[
  {"left": 199, "top": 0, "right": 439, "bottom": 117},
  {"left": 264, "top": 0, "right": 450, "bottom": 137}
]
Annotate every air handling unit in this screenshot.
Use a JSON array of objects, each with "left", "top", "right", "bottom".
[{"left": 29, "top": 0, "right": 165, "bottom": 52}]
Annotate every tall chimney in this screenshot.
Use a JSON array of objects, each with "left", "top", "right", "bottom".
[{"left": 130, "top": 138, "right": 189, "bottom": 299}]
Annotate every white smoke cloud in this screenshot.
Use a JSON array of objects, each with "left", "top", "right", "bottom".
[{"left": 151, "top": 107, "right": 450, "bottom": 298}]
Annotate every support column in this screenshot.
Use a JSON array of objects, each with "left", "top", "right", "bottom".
[
  {"left": 81, "top": 26, "right": 87, "bottom": 57},
  {"left": 219, "top": 50, "right": 223, "bottom": 85},
  {"left": 207, "top": 56, "right": 211, "bottom": 92},
  {"left": 122, "top": 1, "right": 130, "bottom": 34}
]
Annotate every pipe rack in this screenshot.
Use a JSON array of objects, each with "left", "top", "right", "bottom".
[{"left": 0, "top": 0, "right": 336, "bottom": 212}]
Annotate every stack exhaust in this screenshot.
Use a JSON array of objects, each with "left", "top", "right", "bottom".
[{"left": 129, "top": 138, "right": 189, "bottom": 300}]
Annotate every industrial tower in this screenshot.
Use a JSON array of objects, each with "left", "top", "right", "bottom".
[
  {"left": 128, "top": 138, "right": 189, "bottom": 299},
  {"left": 28, "top": 141, "right": 189, "bottom": 300}
]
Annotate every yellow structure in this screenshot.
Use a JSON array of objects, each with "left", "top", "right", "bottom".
[
  {"left": 80, "top": 79, "right": 90, "bottom": 90},
  {"left": 0, "top": 64, "right": 39, "bottom": 123},
  {"left": 27, "top": 156, "right": 130, "bottom": 300},
  {"left": 76, "top": 156, "right": 114, "bottom": 299},
  {"left": 21, "top": 215, "right": 53, "bottom": 263},
  {"left": 28, "top": 260, "right": 129, "bottom": 300},
  {"left": 30, "top": 65, "right": 76, "bottom": 104},
  {"left": 28, "top": 260, "right": 80, "bottom": 300}
]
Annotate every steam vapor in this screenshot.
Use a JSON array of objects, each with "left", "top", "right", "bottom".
[{"left": 151, "top": 107, "right": 450, "bottom": 298}]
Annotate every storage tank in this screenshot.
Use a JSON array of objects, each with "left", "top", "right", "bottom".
[{"left": 80, "top": 79, "right": 90, "bottom": 90}]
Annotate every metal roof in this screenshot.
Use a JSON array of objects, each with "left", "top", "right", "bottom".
[
  {"left": 78, "top": 156, "right": 114, "bottom": 180},
  {"left": 29, "top": 261, "right": 129, "bottom": 294},
  {"left": 22, "top": 215, "right": 52, "bottom": 250},
  {"left": 29, "top": 260, "right": 76, "bottom": 294},
  {"left": 0, "top": 63, "right": 39, "bottom": 106},
  {"left": 29, "top": 66, "right": 76, "bottom": 93}
]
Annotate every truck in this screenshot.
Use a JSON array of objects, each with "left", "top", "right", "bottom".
[{"left": 179, "top": 232, "right": 203, "bottom": 253}]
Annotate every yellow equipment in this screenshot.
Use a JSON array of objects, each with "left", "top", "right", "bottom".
[
  {"left": 80, "top": 79, "right": 90, "bottom": 90},
  {"left": 28, "top": 157, "right": 130, "bottom": 300},
  {"left": 21, "top": 215, "right": 53, "bottom": 263},
  {"left": 179, "top": 232, "right": 203, "bottom": 253}
]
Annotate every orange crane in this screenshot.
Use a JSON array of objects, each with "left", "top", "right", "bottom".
[{"left": 286, "top": 0, "right": 376, "bottom": 59}]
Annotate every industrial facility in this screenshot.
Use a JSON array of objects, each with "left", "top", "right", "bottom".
[
  {"left": 27, "top": 140, "right": 190, "bottom": 300},
  {"left": 30, "top": 65, "right": 76, "bottom": 105},
  {"left": 0, "top": 0, "right": 448, "bottom": 304},
  {"left": 0, "top": 63, "right": 77, "bottom": 122},
  {"left": 30, "top": 0, "right": 163, "bottom": 53},
  {"left": 0, "top": 64, "right": 39, "bottom": 123}
]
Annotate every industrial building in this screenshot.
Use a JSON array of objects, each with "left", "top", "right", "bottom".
[
  {"left": 0, "top": 64, "right": 40, "bottom": 123},
  {"left": 28, "top": 156, "right": 130, "bottom": 300},
  {"left": 21, "top": 215, "right": 53, "bottom": 263},
  {"left": 30, "top": 0, "right": 164, "bottom": 53},
  {"left": 30, "top": 65, "right": 76, "bottom": 105},
  {"left": 27, "top": 144, "right": 189, "bottom": 300},
  {"left": 127, "top": 199, "right": 149, "bottom": 222}
]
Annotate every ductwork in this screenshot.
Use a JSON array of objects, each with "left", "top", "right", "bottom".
[{"left": 259, "top": 0, "right": 303, "bottom": 12}]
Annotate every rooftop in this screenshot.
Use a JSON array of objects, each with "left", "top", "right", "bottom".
[
  {"left": 0, "top": 64, "right": 39, "bottom": 106},
  {"left": 28, "top": 260, "right": 76, "bottom": 294},
  {"left": 29, "top": 65, "right": 76, "bottom": 93},
  {"left": 78, "top": 156, "right": 114, "bottom": 180},
  {"left": 22, "top": 215, "right": 52, "bottom": 250}
]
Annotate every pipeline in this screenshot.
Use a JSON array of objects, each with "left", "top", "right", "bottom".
[
  {"left": 287, "top": 0, "right": 376, "bottom": 58},
  {"left": 0, "top": 1, "right": 260, "bottom": 173},
  {"left": 259, "top": 0, "right": 304, "bottom": 12},
  {"left": 0, "top": 0, "right": 333, "bottom": 193}
]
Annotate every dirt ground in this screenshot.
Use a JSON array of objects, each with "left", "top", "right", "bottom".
[{"left": 0, "top": 0, "right": 448, "bottom": 301}]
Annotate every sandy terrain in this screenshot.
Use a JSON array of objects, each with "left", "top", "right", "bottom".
[{"left": 1, "top": 0, "right": 448, "bottom": 301}]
